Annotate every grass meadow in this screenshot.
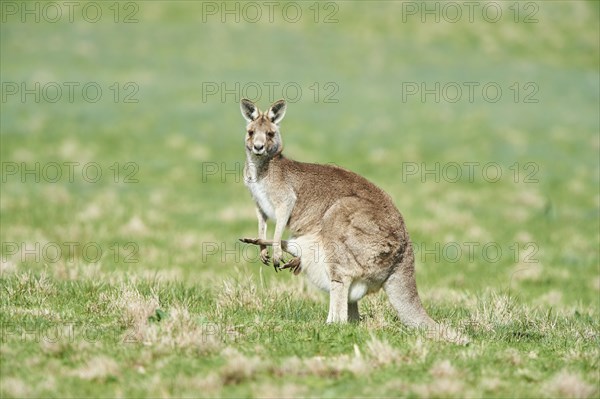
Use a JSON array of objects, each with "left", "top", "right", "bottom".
[{"left": 1, "top": 1, "right": 599, "bottom": 397}]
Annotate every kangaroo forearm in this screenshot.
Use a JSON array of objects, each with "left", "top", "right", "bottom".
[
  {"left": 256, "top": 209, "right": 267, "bottom": 241},
  {"left": 272, "top": 222, "right": 286, "bottom": 249},
  {"left": 273, "top": 205, "right": 293, "bottom": 247}
]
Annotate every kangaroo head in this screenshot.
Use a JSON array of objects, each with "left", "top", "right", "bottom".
[{"left": 240, "top": 98, "right": 286, "bottom": 157}]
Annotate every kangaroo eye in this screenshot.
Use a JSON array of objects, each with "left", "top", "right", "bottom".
[
  {"left": 247, "top": 130, "right": 254, "bottom": 136},
  {"left": 267, "top": 132, "right": 275, "bottom": 138}
]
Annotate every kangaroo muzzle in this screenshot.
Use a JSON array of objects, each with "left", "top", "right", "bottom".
[{"left": 252, "top": 141, "right": 265, "bottom": 155}]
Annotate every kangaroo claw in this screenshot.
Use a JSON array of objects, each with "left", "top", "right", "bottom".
[{"left": 280, "top": 257, "right": 301, "bottom": 274}]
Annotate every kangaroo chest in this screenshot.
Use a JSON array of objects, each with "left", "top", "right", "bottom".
[{"left": 245, "top": 177, "right": 277, "bottom": 221}]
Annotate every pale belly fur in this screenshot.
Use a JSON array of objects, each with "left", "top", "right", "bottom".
[{"left": 287, "top": 234, "right": 379, "bottom": 303}]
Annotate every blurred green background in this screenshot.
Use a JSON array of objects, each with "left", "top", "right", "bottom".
[
  {"left": 2, "top": 0, "right": 598, "bottom": 301},
  {"left": 1, "top": 1, "right": 599, "bottom": 396}
]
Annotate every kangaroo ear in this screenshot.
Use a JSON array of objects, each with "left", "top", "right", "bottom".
[
  {"left": 240, "top": 98, "right": 259, "bottom": 122},
  {"left": 267, "top": 99, "right": 287, "bottom": 124}
]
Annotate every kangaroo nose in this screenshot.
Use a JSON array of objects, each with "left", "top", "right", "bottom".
[{"left": 253, "top": 143, "right": 264, "bottom": 151}]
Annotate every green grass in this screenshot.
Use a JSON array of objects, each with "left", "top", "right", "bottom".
[{"left": 1, "top": 1, "right": 599, "bottom": 397}]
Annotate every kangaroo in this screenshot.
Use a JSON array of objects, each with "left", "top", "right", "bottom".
[{"left": 239, "top": 99, "right": 466, "bottom": 343}]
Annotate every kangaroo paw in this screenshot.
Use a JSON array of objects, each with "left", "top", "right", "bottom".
[{"left": 280, "top": 257, "right": 301, "bottom": 274}]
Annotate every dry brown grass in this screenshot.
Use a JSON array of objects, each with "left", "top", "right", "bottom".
[
  {"left": 544, "top": 370, "right": 599, "bottom": 398},
  {"left": 219, "top": 347, "right": 264, "bottom": 385},
  {"left": 101, "top": 286, "right": 223, "bottom": 354},
  {"left": 0, "top": 377, "right": 31, "bottom": 398},
  {"left": 411, "top": 359, "right": 466, "bottom": 398},
  {"left": 70, "top": 355, "right": 120, "bottom": 382}
]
